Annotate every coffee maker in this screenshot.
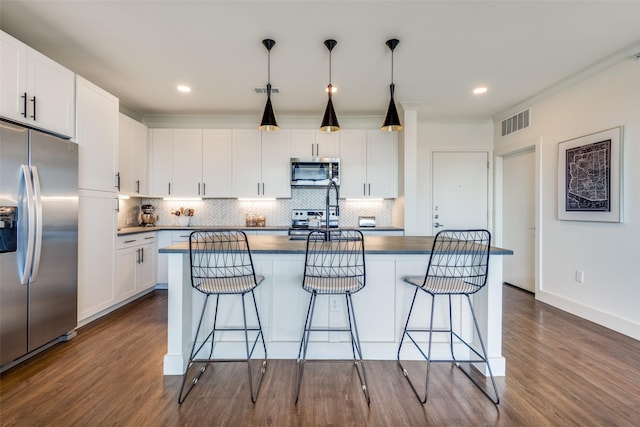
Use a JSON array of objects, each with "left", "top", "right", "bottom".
[{"left": 140, "top": 204, "right": 158, "bottom": 227}]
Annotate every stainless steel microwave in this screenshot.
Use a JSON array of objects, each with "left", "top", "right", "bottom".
[{"left": 290, "top": 158, "right": 340, "bottom": 187}]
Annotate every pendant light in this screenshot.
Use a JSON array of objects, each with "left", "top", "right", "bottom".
[
  {"left": 320, "top": 39, "right": 340, "bottom": 133},
  {"left": 259, "top": 38, "right": 279, "bottom": 132},
  {"left": 381, "top": 38, "right": 402, "bottom": 132}
]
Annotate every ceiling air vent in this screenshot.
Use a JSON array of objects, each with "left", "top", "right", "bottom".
[
  {"left": 254, "top": 87, "right": 280, "bottom": 94},
  {"left": 501, "top": 109, "right": 530, "bottom": 136}
]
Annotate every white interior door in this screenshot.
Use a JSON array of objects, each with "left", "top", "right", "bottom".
[
  {"left": 502, "top": 148, "right": 535, "bottom": 292},
  {"left": 431, "top": 151, "right": 488, "bottom": 234}
]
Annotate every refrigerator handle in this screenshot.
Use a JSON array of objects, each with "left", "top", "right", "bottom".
[
  {"left": 30, "top": 166, "right": 44, "bottom": 282},
  {"left": 19, "top": 165, "right": 35, "bottom": 285}
]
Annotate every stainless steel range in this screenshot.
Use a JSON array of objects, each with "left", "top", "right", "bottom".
[{"left": 289, "top": 208, "right": 339, "bottom": 239}]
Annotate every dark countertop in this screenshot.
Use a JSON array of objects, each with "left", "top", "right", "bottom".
[
  {"left": 159, "top": 234, "right": 513, "bottom": 256},
  {"left": 117, "top": 225, "right": 404, "bottom": 236}
]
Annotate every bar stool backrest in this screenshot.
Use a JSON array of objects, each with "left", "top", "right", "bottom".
[
  {"left": 303, "top": 229, "right": 365, "bottom": 294},
  {"left": 189, "top": 230, "right": 259, "bottom": 294},
  {"left": 423, "top": 229, "right": 491, "bottom": 294}
]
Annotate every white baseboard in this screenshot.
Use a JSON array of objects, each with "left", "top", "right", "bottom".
[{"left": 537, "top": 290, "right": 640, "bottom": 340}]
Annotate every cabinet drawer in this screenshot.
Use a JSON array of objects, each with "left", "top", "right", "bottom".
[
  {"left": 171, "top": 230, "right": 192, "bottom": 243},
  {"left": 117, "top": 232, "right": 156, "bottom": 249}
]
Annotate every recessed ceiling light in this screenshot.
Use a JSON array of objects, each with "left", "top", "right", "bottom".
[
  {"left": 177, "top": 85, "right": 191, "bottom": 93},
  {"left": 473, "top": 86, "right": 488, "bottom": 95}
]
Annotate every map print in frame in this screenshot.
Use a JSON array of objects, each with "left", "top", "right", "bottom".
[
  {"left": 565, "top": 139, "right": 611, "bottom": 212},
  {"left": 557, "top": 126, "right": 623, "bottom": 222}
]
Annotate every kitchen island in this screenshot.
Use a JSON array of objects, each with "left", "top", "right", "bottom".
[{"left": 160, "top": 234, "right": 512, "bottom": 377}]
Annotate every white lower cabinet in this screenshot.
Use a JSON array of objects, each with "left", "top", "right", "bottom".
[{"left": 116, "top": 233, "right": 157, "bottom": 301}]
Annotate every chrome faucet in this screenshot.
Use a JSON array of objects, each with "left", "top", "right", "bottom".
[{"left": 325, "top": 179, "right": 339, "bottom": 241}]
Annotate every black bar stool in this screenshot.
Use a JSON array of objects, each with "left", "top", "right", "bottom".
[
  {"left": 295, "top": 229, "right": 370, "bottom": 405},
  {"left": 397, "top": 229, "right": 499, "bottom": 404},
  {"left": 178, "top": 230, "right": 267, "bottom": 404}
]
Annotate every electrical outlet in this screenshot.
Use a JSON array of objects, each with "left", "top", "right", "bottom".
[
  {"left": 575, "top": 270, "right": 584, "bottom": 283},
  {"left": 330, "top": 297, "right": 339, "bottom": 312},
  {"left": 126, "top": 217, "right": 134, "bottom": 225}
]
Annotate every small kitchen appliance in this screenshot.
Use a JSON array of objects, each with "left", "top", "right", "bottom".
[
  {"left": 290, "top": 158, "right": 340, "bottom": 187},
  {"left": 140, "top": 204, "right": 158, "bottom": 227},
  {"left": 289, "top": 208, "right": 339, "bottom": 239}
]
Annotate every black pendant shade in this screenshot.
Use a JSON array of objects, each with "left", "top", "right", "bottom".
[
  {"left": 259, "top": 39, "right": 279, "bottom": 132},
  {"left": 381, "top": 38, "right": 402, "bottom": 132},
  {"left": 320, "top": 39, "right": 340, "bottom": 132}
]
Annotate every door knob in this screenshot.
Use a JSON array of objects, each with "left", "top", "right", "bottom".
[{"left": 433, "top": 222, "right": 444, "bottom": 228}]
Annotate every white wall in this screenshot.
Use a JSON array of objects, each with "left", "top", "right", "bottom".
[{"left": 494, "top": 58, "right": 640, "bottom": 339}]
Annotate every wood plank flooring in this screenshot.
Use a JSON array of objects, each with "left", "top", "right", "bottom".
[{"left": 1, "top": 285, "right": 639, "bottom": 426}]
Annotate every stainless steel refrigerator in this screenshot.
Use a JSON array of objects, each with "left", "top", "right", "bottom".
[{"left": 0, "top": 119, "right": 78, "bottom": 368}]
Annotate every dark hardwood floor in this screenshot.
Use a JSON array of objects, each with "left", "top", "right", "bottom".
[{"left": 1, "top": 285, "right": 639, "bottom": 426}]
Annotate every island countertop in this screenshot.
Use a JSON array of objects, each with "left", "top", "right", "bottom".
[{"left": 159, "top": 234, "right": 513, "bottom": 255}]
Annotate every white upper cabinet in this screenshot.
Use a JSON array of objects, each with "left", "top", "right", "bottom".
[
  {"left": 232, "top": 129, "right": 291, "bottom": 198},
  {"left": 261, "top": 129, "right": 292, "bottom": 198},
  {"left": 202, "top": 129, "right": 233, "bottom": 198},
  {"left": 76, "top": 76, "right": 119, "bottom": 192},
  {"left": 118, "top": 114, "right": 149, "bottom": 196},
  {"left": 149, "top": 129, "right": 173, "bottom": 197},
  {"left": 290, "top": 129, "right": 339, "bottom": 158},
  {"left": 149, "top": 129, "right": 202, "bottom": 198},
  {"left": 149, "top": 128, "right": 233, "bottom": 198},
  {"left": 0, "top": 31, "right": 75, "bottom": 138},
  {"left": 171, "top": 129, "right": 203, "bottom": 197},
  {"left": 340, "top": 129, "right": 398, "bottom": 198}
]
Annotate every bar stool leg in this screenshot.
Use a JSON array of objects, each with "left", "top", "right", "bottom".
[
  {"left": 345, "top": 292, "right": 370, "bottom": 405},
  {"left": 295, "top": 291, "right": 318, "bottom": 404},
  {"left": 178, "top": 294, "right": 212, "bottom": 404}
]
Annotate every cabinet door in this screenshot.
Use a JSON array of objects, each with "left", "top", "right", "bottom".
[
  {"left": 339, "top": 129, "right": 367, "bottom": 198},
  {"left": 137, "top": 242, "right": 157, "bottom": 292},
  {"left": 171, "top": 129, "right": 202, "bottom": 197},
  {"left": 0, "top": 31, "right": 28, "bottom": 123},
  {"left": 118, "top": 114, "right": 135, "bottom": 194},
  {"left": 232, "top": 129, "right": 261, "bottom": 197},
  {"left": 132, "top": 120, "right": 149, "bottom": 195},
  {"left": 116, "top": 246, "right": 138, "bottom": 301},
  {"left": 366, "top": 130, "right": 398, "bottom": 198},
  {"left": 76, "top": 76, "right": 119, "bottom": 192},
  {"left": 78, "top": 190, "right": 117, "bottom": 322},
  {"left": 261, "top": 129, "right": 291, "bottom": 198},
  {"left": 28, "top": 48, "right": 75, "bottom": 138},
  {"left": 120, "top": 115, "right": 148, "bottom": 195},
  {"left": 202, "top": 129, "right": 232, "bottom": 197},
  {"left": 290, "top": 129, "right": 315, "bottom": 158},
  {"left": 149, "top": 129, "right": 173, "bottom": 197},
  {"left": 315, "top": 130, "right": 340, "bottom": 157}
]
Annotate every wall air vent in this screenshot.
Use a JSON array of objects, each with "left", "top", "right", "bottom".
[
  {"left": 501, "top": 108, "right": 530, "bottom": 136},
  {"left": 254, "top": 87, "right": 280, "bottom": 94}
]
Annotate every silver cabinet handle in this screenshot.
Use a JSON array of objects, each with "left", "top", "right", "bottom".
[
  {"left": 203, "top": 182, "right": 206, "bottom": 196},
  {"left": 136, "top": 180, "right": 140, "bottom": 194},
  {"left": 198, "top": 182, "right": 201, "bottom": 195},
  {"left": 116, "top": 172, "right": 121, "bottom": 191}
]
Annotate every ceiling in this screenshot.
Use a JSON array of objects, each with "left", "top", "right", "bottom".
[{"left": 2, "top": 1, "right": 640, "bottom": 123}]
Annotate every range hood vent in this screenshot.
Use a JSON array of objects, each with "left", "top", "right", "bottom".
[
  {"left": 501, "top": 108, "right": 530, "bottom": 136},
  {"left": 254, "top": 86, "right": 280, "bottom": 94}
]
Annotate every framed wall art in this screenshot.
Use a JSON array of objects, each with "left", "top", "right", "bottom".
[{"left": 557, "top": 126, "right": 623, "bottom": 222}]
